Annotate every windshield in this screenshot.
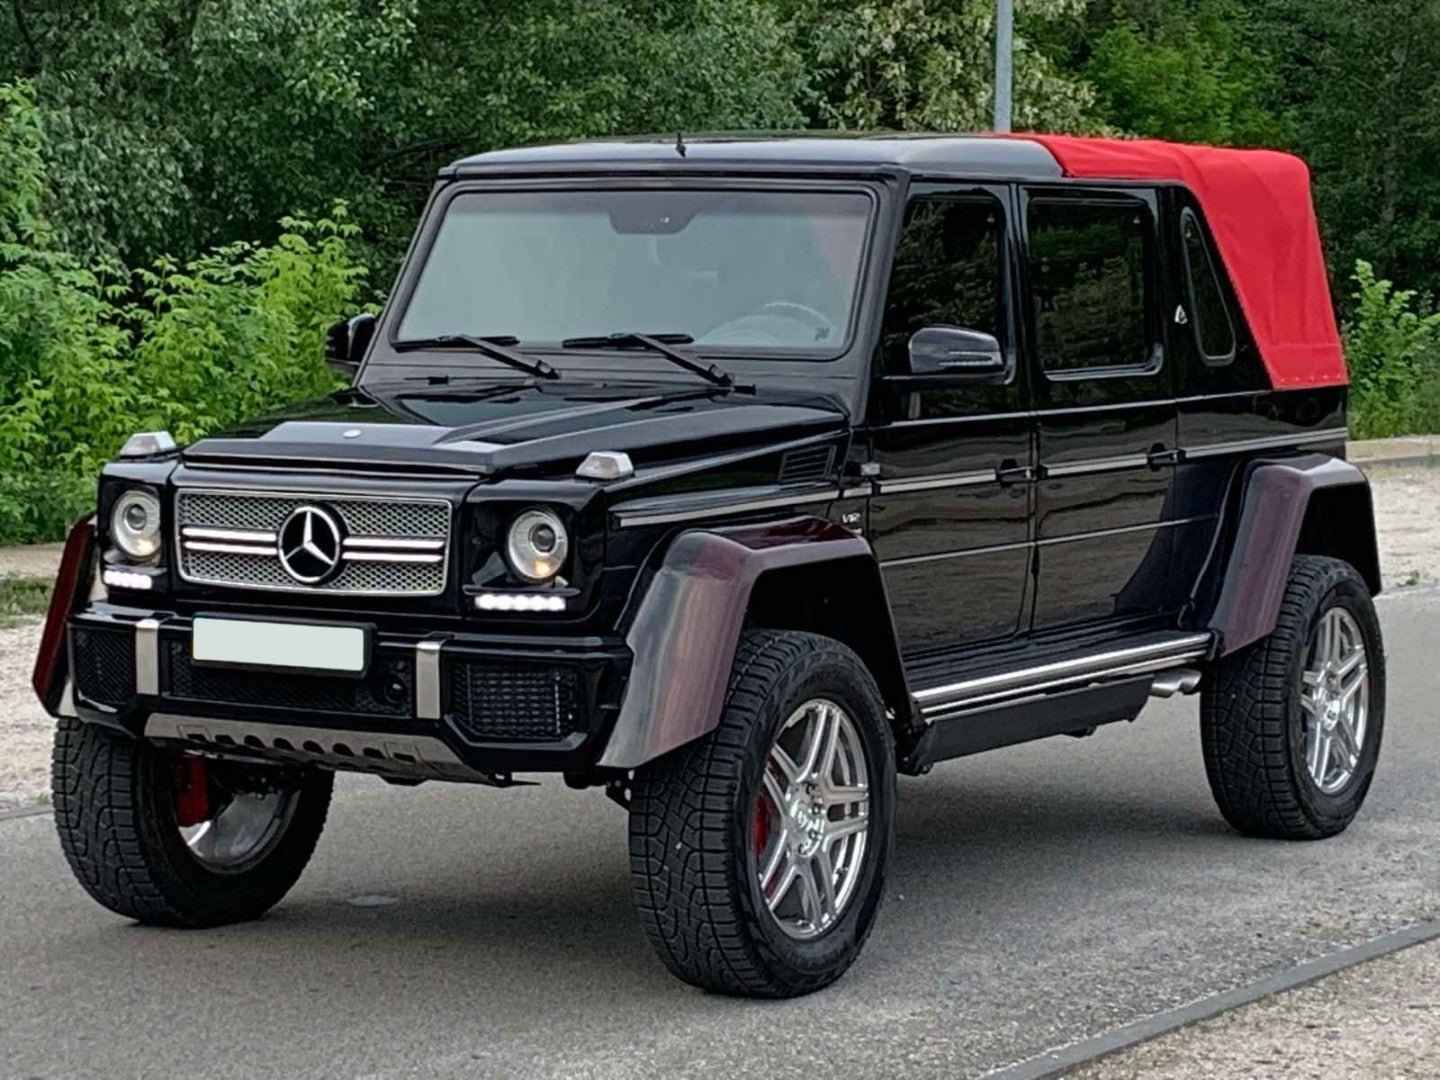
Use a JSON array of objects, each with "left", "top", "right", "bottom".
[{"left": 396, "top": 188, "right": 873, "bottom": 355}]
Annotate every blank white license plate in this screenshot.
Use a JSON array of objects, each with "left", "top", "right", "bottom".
[{"left": 192, "top": 617, "right": 367, "bottom": 674}]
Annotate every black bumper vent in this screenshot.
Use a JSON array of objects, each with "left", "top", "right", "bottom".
[
  {"left": 71, "top": 625, "right": 136, "bottom": 707},
  {"left": 447, "top": 660, "right": 583, "bottom": 743},
  {"left": 164, "top": 639, "right": 414, "bottom": 718}
]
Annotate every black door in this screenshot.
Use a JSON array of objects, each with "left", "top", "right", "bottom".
[
  {"left": 867, "top": 185, "right": 1032, "bottom": 655},
  {"left": 1020, "top": 187, "right": 1182, "bottom": 632}
]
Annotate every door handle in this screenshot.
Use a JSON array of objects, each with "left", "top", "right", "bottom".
[
  {"left": 1147, "top": 444, "right": 1182, "bottom": 468},
  {"left": 995, "top": 459, "right": 1031, "bottom": 485}
]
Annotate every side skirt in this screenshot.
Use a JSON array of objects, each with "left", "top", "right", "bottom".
[
  {"left": 900, "top": 630, "right": 1212, "bottom": 773},
  {"left": 902, "top": 677, "right": 1153, "bottom": 772}
]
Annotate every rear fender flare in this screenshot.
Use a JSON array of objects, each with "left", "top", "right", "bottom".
[
  {"left": 598, "top": 518, "right": 906, "bottom": 769},
  {"left": 1208, "top": 454, "right": 1380, "bottom": 656}
]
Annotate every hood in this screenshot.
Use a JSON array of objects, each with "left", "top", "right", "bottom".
[{"left": 181, "top": 381, "right": 850, "bottom": 477}]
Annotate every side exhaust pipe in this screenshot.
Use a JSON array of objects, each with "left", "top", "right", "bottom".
[{"left": 1149, "top": 667, "right": 1202, "bottom": 698}]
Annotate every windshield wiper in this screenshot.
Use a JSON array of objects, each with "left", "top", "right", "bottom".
[
  {"left": 560, "top": 332, "right": 732, "bottom": 388},
  {"left": 392, "top": 334, "right": 559, "bottom": 381}
]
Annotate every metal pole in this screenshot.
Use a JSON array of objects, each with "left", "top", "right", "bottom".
[{"left": 994, "top": 0, "right": 1013, "bottom": 132}]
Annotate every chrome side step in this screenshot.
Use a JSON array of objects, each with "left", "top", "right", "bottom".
[{"left": 914, "top": 633, "right": 1212, "bottom": 722}]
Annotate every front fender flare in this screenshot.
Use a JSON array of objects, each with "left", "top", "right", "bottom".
[{"left": 598, "top": 517, "right": 883, "bottom": 769}]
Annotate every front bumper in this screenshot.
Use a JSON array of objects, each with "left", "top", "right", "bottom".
[{"left": 67, "top": 604, "right": 631, "bottom": 777}]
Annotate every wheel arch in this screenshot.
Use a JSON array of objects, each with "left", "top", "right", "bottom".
[
  {"left": 1207, "top": 453, "right": 1380, "bottom": 657},
  {"left": 744, "top": 556, "right": 910, "bottom": 730},
  {"left": 598, "top": 517, "right": 909, "bottom": 769}
]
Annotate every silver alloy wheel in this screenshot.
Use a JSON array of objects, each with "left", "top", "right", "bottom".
[
  {"left": 1300, "top": 606, "right": 1370, "bottom": 795},
  {"left": 752, "top": 698, "right": 871, "bottom": 941},
  {"left": 180, "top": 789, "right": 299, "bottom": 872}
]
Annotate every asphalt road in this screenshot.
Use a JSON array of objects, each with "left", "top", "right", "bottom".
[{"left": 3, "top": 588, "right": 1437, "bottom": 1080}]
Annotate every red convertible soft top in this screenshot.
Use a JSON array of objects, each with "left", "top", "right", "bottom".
[{"left": 1024, "top": 135, "right": 1346, "bottom": 389}]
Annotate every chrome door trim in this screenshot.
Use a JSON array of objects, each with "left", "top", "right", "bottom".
[
  {"left": 876, "top": 468, "right": 999, "bottom": 495},
  {"left": 1182, "top": 428, "right": 1348, "bottom": 460},
  {"left": 1040, "top": 453, "right": 1151, "bottom": 479}
]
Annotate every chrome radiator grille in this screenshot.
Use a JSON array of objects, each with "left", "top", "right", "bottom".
[{"left": 175, "top": 489, "right": 451, "bottom": 596}]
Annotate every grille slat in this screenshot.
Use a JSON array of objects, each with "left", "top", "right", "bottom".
[
  {"left": 778, "top": 445, "right": 835, "bottom": 484},
  {"left": 175, "top": 489, "right": 450, "bottom": 596}
]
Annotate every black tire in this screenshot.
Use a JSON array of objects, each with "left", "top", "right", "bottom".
[
  {"left": 1201, "top": 555, "right": 1385, "bottom": 839},
  {"left": 628, "top": 629, "right": 896, "bottom": 998},
  {"left": 52, "top": 716, "right": 333, "bottom": 927}
]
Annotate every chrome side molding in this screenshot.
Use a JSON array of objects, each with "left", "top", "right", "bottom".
[
  {"left": 134, "top": 618, "right": 161, "bottom": 697},
  {"left": 414, "top": 639, "right": 444, "bottom": 720}
]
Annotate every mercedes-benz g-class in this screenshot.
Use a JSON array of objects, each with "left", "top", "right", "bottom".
[{"left": 35, "top": 134, "right": 1384, "bottom": 997}]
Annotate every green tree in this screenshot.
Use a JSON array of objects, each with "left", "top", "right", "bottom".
[
  {"left": 0, "top": 0, "right": 808, "bottom": 276},
  {"left": 1082, "top": 1, "right": 1287, "bottom": 146},
  {"left": 0, "top": 80, "right": 367, "bottom": 542},
  {"left": 787, "top": 0, "right": 1099, "bottom": 133},
  {"left": 1344, "top": 260, "right": 1440, "bottom": 438},
  {"left": 1250, "top": 0, "right": 1440, "bottom": 298}
]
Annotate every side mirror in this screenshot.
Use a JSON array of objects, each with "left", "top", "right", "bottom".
[
  {"left": 325, "top": 313, "right": 377, "bottom": 376},
  {"left": 907, "top": 326, "right": 1007, "bottom": 380}
]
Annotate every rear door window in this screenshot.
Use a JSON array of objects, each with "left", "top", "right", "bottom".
[{"left": 1027, "top": 197, "right": 1154, "bottom": 375}]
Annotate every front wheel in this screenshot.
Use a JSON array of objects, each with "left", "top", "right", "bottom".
[
  {"left": 1202, "top": 555, "right": 1385, "bottom": 839},
  {"left": 52, "top": 717, "right": 333, "bottom": 927},
  {"left": 628, "top": 630, "right": 896, "bottom": 997}
]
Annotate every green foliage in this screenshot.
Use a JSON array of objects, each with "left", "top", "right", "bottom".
[
  {"left": 0, "top": 573, "right": 53, "bottom": 627},
  {"left": 0, "top": 84, "right": 361, "bottom": 543},
  {"left": 127, "top": 212, "right": 361, "bottom": 446},
  {"left": 1344, "top": 261, "right": 1440, "bottom": 439},
  {"left": 1084, "top": 2, "right": 1287, "bottom": 146},
  {"left": 791, "top": 0, "right": 1098, "bottom": 133},
  {"left": 7, "top": 0, "right": 1440, "bottom": 554},
  {"left": 1247, "top": 1, "right": 1440, "bottom": 300},
  {"left": 0, "top": 0, "right": 809, "bottom": 276}
]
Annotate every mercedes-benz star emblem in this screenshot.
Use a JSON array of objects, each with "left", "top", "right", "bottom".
[{"left": 277, "top": 505, "right": 345, "bottom": 584}]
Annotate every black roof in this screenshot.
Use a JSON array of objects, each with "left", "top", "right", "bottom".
[{"left": 444, "top": 133, "right": 1064, "bottom": 180}]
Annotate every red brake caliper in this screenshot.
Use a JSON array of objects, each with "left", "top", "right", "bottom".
[
  {"left": 173, "top": 757, "right": 212, "bottom": 827},
  {"left": 753, "top": 788, "right": 773, "bottom": 861}
]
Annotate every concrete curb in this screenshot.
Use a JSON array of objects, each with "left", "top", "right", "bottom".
[
  {"left": 986, "top": 919, "right": 1440, "bottom": 1080},
  {"left": 1347, "top": 434, "right": 1438, "bottom": 469}
]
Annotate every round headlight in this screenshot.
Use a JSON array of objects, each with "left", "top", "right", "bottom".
[
  {"left": 504, "top": 508, "right": 568, "bottom": 583},
  {"left": 111, "top": 489, "right": 162, "bottom": 562}
]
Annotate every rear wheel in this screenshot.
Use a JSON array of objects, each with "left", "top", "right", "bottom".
[
  {"left": 1202, "top": 555, "right": 1384, "bottom": 839},
  {"left": 52, "top": 717, "right": 332, "bottom": 926},
  {"left": 628, "top": 630, "right": 895, "bottom": 997}
]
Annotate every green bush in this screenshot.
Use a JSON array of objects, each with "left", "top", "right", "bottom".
[
  {"left": 1343, "top": 259, "right": 1440, "bottom": 439},
  {"left": 0, "top": 82, "right": 362, "bottom": 545}
]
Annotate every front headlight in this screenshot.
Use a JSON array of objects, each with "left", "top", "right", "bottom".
[
  {"left": 111, "top": 488, "right": 163, "bottom": 562},
  {"left": 504, "top": 508, "right": 568, "bottom": 583}
]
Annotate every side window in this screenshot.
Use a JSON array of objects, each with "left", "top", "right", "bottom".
[
  {"left": 1181, "top": 210, "right": 1236, "bottom": 365},
  {"left": 880, "top": 196, "right": 1006, "bottom": 376},
  {"left": 1027, "top": 197, "right": 1153, "bottom": 374}
]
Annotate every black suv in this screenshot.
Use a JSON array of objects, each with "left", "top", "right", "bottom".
[{"left": 35, "top": 134, "right": 1384, "bottom": 998}]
